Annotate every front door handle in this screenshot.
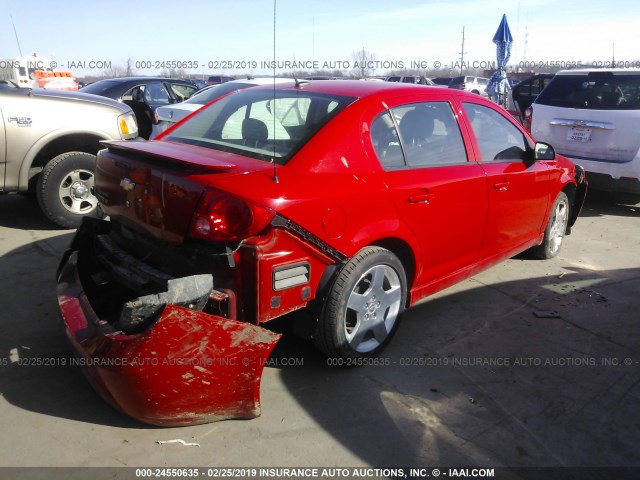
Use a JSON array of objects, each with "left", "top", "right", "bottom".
[
  {"left": 493, "top": 181, "right": 510, "bottom": 191},
  {"left": 408, "top": 193, "right": 435, "bottom": 204}
]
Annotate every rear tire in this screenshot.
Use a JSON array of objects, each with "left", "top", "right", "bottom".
[
  {"left": 314, "top": 247, "right": 407, "bottom": 360},
  {"left": 529, "top": 191, "right": 569, "bottom": 259},
  {"left": 36, "top": 151, "right": 99, "bottom": 229}
]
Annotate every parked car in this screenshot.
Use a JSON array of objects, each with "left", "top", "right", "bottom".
[
  {"left": 151, "top": 78, "right": 294, "bottom": 138},
  {"left": 206, "top": 75, "right": 235, "bottom": 86},
  {"left": 0, "top": 81, "right": 138, "bottom": 228},
  {"left": 385, "top": 75, "right": 436, "bottom": 85},
  {"left": 182, "top": 78, "right": 207, "bottom": 90},
  {"left": 449, "top": 75, "right": 490, "bottom": 97},
  {"left": 57, "top": 81, "right": 586, "bottom": 425},
  {"left": 432, "top": 77, "right": 453, "bottom": 86},
  {"left": 507, "top": 73, "right": 553, "bottom": 122},
  {"left": 80, "top": 77, "right": 199, "bottom": 139},
  {"left": 525, "top": 69, "right": 640, "bottom": 193},
  {"left": 304, "top": 76, "right": 341, "bottom": 80}
]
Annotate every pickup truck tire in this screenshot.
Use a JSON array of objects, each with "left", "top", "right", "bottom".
[{"left": 36, "top": 151, "right": 99, "bottom": 229}]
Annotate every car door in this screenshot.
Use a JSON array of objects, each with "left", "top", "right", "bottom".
[
  {"left": 512, "top": 74, "right": 553, "bottom": 115},
  {"left": 167, "top": 82, "right": 198, "bottom": 103},
  {"left": 368, "top": 96, "right": 488, "bottom": 289},
  {"left": 459, "top": 101, "right": 551, "bottom": 259}
]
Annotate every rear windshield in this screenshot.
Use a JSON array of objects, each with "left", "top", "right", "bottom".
[
  {"left": 165, "top": 88, "right": 356, "bottom": 164},
  {"left": 536, "top": 72, "right": 640, "bottom": 110}
]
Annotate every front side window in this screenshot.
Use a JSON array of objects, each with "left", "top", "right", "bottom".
[
  {"left": 371, "top": 101, "right": 468, "bottom": 169},
  {"left": 463, "top": 102, "right": 530, "bottom": 161},
  {"left": 165, "top": 89, "right": 354, "bottom": 163}
]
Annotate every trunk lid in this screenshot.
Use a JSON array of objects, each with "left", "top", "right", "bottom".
[
  {"left": 94, "top": 140, "right": 272, "bottom": 244},
  {"left": 533, "top": 104, "right": 640, "bottom": 163}
]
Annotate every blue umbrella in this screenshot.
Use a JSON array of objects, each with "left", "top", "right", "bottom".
[{"left": 486, "top": 14, "right": 513, "bottom": 105}]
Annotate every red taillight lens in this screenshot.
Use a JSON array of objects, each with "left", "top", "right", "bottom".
[
  {"left": 188, "top": 188, "right": 275, "bottom": 242},
  {"left": 523, "top": 107, "right": 533, "bottom": 132}
]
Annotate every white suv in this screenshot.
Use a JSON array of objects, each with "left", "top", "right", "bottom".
[
  {"left": 525, "top": 69, "right": 640, "bottom": 193},
  {"left": 448, "top": 76, "right": 490, "bottom": 97}
]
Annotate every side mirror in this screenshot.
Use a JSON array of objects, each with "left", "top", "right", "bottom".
[{"left": 535, "top": 142, "right": 556, "bottom": 161}]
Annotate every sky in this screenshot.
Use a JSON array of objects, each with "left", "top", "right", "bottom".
[{"left": 1, "top": 0, "right": 639, "bottom": 78}]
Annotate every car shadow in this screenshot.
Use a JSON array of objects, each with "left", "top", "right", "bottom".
[
  {"left": 0, "top": 193, "right": 65, "bottom": 230},
  {"left": 579, "top": 189, "right": 640, "bottom": 218},
  {"left": 271, "top": 264, "right": 640, "bottom": 467}
]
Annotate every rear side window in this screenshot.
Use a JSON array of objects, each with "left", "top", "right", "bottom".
[
  {"left": 536, "top": 73, "right": 640, "bottom": 110},
  {"left": 371, "top": 102, "right": 468, "bottom": 169}
]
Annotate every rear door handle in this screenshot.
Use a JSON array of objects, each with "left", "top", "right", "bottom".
[
  {"left": 408, "top": 193, "right": 435, "bottom": 204},
  {"left": 493, "top": 181, "right": 510, "bottom": 191}
]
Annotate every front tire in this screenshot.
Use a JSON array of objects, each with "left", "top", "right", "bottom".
[
  {"left": 36, "top": 152, "right": 99, "bottom": 229},
  {"left": 314, "top": 247, "right": 407, "bottom": 360},
  {"left": 530, "top": 191, "right": 570, "bottom": 259}
]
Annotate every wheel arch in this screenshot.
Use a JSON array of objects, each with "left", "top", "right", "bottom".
[
  {"left": 311, "top": 236, "right": 416, "bottom": 318},
  {"left": 560, "top": 181, "right": 577, "bottom": 232},
  {"left": 19, "top": 131, "right": 109, "bottom": 190},
  {"left": 369, "top": 237, "right": 416, "bottom": 303}
]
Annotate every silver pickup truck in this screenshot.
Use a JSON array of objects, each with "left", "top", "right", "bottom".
[{"left": 0, "top": 81, "right": 138, "bottom": 228}]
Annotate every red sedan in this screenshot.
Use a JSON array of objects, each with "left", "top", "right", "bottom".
[{"left": 57, "top": 80, "right": 587, "bottom": 425}]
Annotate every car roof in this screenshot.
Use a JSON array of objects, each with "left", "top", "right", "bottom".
[
  {"left": 248, "top": 79, "right": 469, "bottom": 99},
  {"left": 555, "top": 69, "right": 640, "bottom": 75},
  {"left": 95, "top": 77, "right": 193, "bottom": 82},
  {"left": 228, "top": 77, "right": 295, "bottom": 86}
]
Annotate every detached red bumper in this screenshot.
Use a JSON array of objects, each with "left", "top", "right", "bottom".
[{"left": 57, "top": 251, "right": 281, "bottom": 426}]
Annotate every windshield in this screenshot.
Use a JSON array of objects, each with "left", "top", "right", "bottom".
[
  {"left": 165, "top": 88, "right": 356, "bottom": 164},
  {"left": 184, "top": 82, "right": 255, "bottom": 105}
]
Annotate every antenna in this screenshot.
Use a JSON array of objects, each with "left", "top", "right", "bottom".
[
  {"left": 272, "top": 0, "right": 279, "bottom": 184},
  {"left": 10, "top": 14, "right": 23, "bottom": 56}
]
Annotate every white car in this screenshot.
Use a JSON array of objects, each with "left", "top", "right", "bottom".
[
  {"left": 448, "top": 76, "right": 490, "bottom": 97},
  {"left": 151, "top": 78, "right": 294, "bottom": 139},
  {"left": 526, "top": 69, "right": 640, "bottom": 193}
]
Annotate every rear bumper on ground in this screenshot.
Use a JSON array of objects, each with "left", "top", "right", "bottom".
[{"left": 57, "top": 248, "right": 281, "bottom": 427}]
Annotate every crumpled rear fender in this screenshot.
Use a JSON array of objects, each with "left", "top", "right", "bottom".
[{"left": 58, "top": 251, "right": 281, "bottom": 426}]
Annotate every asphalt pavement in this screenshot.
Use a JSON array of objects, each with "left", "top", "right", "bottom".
[{"left": 0, "top": 190, "right": 638, "bottom": 479}]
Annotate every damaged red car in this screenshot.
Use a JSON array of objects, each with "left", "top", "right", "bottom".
[{"left": 56, "top": 80, "right": 587, "bottom": 426}]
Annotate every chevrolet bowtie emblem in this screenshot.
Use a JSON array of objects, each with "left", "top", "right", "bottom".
[{"left": 120, "top": 177, "right": 136, "bottom": 191}]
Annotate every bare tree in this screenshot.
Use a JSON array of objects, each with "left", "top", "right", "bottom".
[
  {"left": 125, "top": 57, "right": 135, "bottom": 76},
  {"left": 352, "top": 47, "right": 376, "bottom": 79},
  {"left": 101, "top": 57, "right": 136, "bottom": 79},
  {"left": 159, "top": 68, "right": 188, "bottom": 78}
]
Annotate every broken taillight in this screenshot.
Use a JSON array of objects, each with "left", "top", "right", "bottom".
[
  {"left": 523, "top": 107, "right": 533, "bottom": 132},
  {"left": 188, "top": 188, "right": 275, "bottom": 242}
]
